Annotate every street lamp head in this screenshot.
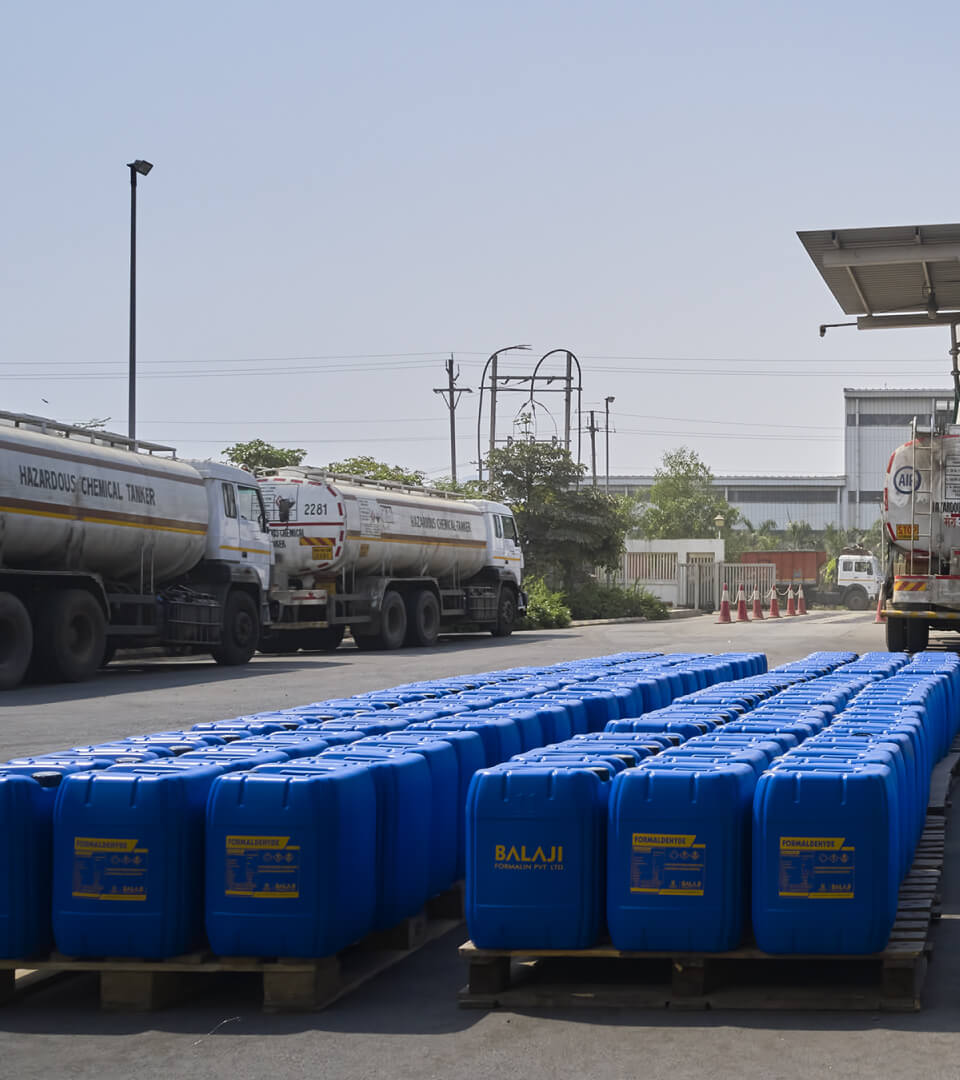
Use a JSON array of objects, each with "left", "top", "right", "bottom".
[
  {"left": 713, "top": 513, "right": 725, "bottom": 529},
  {"left": 605, "top": 395, "right": 615, "bottom": 405},
  {"left": 128, "top": 160, "right": 153, "bottom": 176}
]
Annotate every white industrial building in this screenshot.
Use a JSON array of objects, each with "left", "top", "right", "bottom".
[{"left": 610, "top": 386, "right": 955, "bottom": 533}]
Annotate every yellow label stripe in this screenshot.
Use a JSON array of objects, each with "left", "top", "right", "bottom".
[
  {"left": 219, "top": 544, "right": 272, "bottom": 555},
  {"left": 224, "top": 890, "right": 299, "bottom": 899},
  {"left": 0, "top": 503, "right": 206, "bottom": 536}
]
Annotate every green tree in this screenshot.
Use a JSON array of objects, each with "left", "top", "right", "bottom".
[
  {"left": 636, "top": 447, "right": 736, "bottom": 539},
  {"left": 484, "top": 441, "right": 633, "bottom": 589},
  {"left": 432, "top": 477, "right": 486, "bottom": 496},
  {"left": 325, "top": 456, "right": 425, "bottom": 485},
  {"left": 724, "top": 517, "right": 781, "bottom": 560},
  {"left": 222, "top": 439, "right": 306, "bottom": 470},
  {"left": 784, "top": 520, "right": 817, "bottom": 549}
]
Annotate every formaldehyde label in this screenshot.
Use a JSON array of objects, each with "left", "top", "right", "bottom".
[
  {"left": 778, "top": 836, "right": 855, "bottom": 899},
  {"left": 224, "top": 835, "right": 301, "bottom": 899},
  {"left": 629, "top": 832, "right": 706, "bottom": 896},
  {"left": 71, "top": 836, "right": 149, "bottom": 902}
]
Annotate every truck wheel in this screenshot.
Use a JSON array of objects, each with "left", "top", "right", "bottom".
[
  {"left": 378, "top": 590, "right": 407, "bottom": 650},
  {"left": 905, "top": 619, "right": 929, "bottom": 653},
  {"left": 845, "top": 586, "right": 868, "bottom": 611},
  {"left": 212, "top": 591, "right": 259, "bottom": 666},
  {"left": 0, "top": 592, "right": 33, "bottom": 690},
  {"left": 35, "top": 590, "right": 106, "bottom": 683},
  {"left": 885, "top": 616, "right": 907, "bottom": 652},
  {"left": 299, "top": 626, "right": 345, "bottom": 652},
  {"left": 491, "top": 588, "right": 516, "bottom": 638},
  {"left": 406, "top": 590, "right": 440, "bottom": 647}
]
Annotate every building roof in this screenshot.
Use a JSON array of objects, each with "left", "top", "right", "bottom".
[
  {"left": 609, "top": 474, "right": 846, "bottom": 485},
  {"left": 843, "top": 387, "right": 953, "bottom": 397}
]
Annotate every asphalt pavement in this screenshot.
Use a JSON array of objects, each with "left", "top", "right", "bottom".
[{"left": 4, "top": 613, "right": 960, "bottom": 1080}]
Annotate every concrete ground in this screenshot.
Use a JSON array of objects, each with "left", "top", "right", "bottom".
[{"left": 3, "top": 612, "right": 960, "bottom": 1079}]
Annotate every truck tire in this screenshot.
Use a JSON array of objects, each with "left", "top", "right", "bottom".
[
  {"left": 0, "top": 592, "right": 33, "bottom": 690},
  {"left": 406, "top": 589, "right": 440, "bottom": 647},
  {"left": 299, "top": 626, "right": 345, "bottom": 652},
  {"left": 212, "top": 591, "right": 259, "bottom": 666},
  {"left": 491, "top": 587, "right": 516, "bottom": 638},
  {"left": 844, "top": 586, "right": 868, "bottom": 611},
  {"left": 905, "top": 619, "right": 929, "bottom": 653},
  {"left": 35, "top": 589, "right": 106, "bottom": 683},
  {"left": 885, "top": 616, "right": 907, "bottom": 652},
  {"left": 354, "top": 591, "right": 407, "bottom": 651}
]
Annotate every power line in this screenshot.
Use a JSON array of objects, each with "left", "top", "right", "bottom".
[
  {"left": 613, "top": 412, "right": 838, "bottom": 431},
  {"left": 137, "top": 416, "right": 441, "bottom": 425}
]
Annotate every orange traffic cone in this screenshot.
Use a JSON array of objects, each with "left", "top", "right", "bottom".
[
  {"left": 751, "top": 586, "right": 764, "bottom": 620},
  {"left": 786, "top": 585, "right": 797, "bottom": 616},
  {"left": 874, "top": 582, "right": 886, "bottom": 623},
  {"left": 797, "top": 584, "right": 808, "bottom": 615},
  {"left": 735, "top": 583, "right": 750, "bottom": 622},
  {"left": 717, "top": 582, "right": 732, "bottom": 624},
  {"left": 768, "top": 587, "right": 781, "bottom": 618}
]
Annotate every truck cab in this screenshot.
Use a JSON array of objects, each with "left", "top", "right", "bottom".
[
  {"left": 192, "top": 462, "right": 273, "bottom": 596},
  {"left": 835, "top": 552, "right": 883, "bottom": 609},
  {"left": 471, "top": 499, "right": 524, "bottom": 589}
]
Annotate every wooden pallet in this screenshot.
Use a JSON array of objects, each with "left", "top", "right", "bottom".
[
  {"left": 459, "top": 825, "right": 943, "bottom": 1011},
  {"left": 0, "top": 881, "right": 464, "bottom": 1012},
  {"left": 459, "top": 745, "right": 960, "bottom": 1015}
]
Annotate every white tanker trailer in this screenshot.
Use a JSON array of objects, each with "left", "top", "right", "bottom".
[
  {"left": 883, "top": 421, "right": 960, "bottom": 650},
  {"left": 0, "top": 412, "right": 273, "bottom": 689},
  {"left": 257, "top": 467, "right": 526, "bottom": 650}
]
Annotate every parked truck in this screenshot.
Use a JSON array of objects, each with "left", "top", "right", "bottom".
[
  {"left": 0, "top": 411, "right": 273, "bottom": 690},
  {"left": 0, "top": 414, "right": 529, "bottom": 688},
  {"left": 256, "top": 467, "right": 525, "bottom": 651},
  {"left": 883, "top": 421, "right": 960, "bottom": 651},
  {"left": 740, "top": 548, "right": 882, "bottom": 610}
]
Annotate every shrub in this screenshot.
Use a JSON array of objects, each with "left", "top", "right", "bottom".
[
  {"left": 517, "top": 576, "right": 572, "bottom": 630},
  {"left": 564, "top": 581, "right": 669, "bottom": 622}
]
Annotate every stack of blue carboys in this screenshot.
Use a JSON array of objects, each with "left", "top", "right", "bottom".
[{"left": 0, "top": 646, "right": 953, "bottom": 962}]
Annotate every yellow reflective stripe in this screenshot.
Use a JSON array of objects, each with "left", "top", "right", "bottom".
[
  {"left": 0, "top": 503, "right": 206, "bottom": 536},
  {"left": 219, "top": 544, "right": 271, "bottom": 555}
]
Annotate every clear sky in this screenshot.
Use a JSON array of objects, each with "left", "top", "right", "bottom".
[{"left": 4, "top": 1, "right": 960, "bottom": 481}]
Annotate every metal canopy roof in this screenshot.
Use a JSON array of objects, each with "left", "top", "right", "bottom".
[{"left": 798, "top": 223, "right": 960, "bottom": 328}]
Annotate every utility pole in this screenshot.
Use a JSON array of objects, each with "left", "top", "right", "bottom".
[
  {"left": 563, "top": 350, "right": 573, "bottom": 452},
  {"left": 488, "top": 352, "right": 499, "bottom": 467},
  {"left": 588, "top": 410, "right": 598, "bottom": 487},
  {"left": 604, "top": 395, "right": 615, "bottom": 491},
  {"left": 433, "top": 353, "right": 472, "bottom": 484}
]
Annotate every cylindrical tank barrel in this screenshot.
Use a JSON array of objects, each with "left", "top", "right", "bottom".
[
  {"left": 258, "top": 474, "right": 490, "bottom": 579},
  {"left": 0, "top": 425, "right": 209, "bottom": 584}
]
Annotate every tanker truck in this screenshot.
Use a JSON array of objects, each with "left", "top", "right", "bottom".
[
  {"left": 883, "top": 419, "right": 960, "bottom": 651},
  {"left": 257, "top": 467, "right": 526, "bottom": 651},
  {"left": 0, "top": 411, "right": 273, "bottom": 689}
]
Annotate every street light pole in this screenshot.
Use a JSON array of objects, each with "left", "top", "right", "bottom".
[{"left": 127, "top": 159, "right": 153, "bottom": 441}]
